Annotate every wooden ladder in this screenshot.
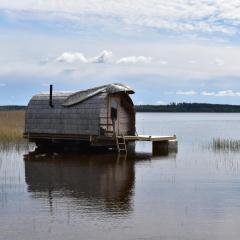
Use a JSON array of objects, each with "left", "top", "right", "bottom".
[{"left": 116, "top": 135, "right": 127, "bottom": 154}]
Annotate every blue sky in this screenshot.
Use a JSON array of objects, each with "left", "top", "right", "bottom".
[{"left": 1, "top": 0, "right": 240, "bottom": 105}]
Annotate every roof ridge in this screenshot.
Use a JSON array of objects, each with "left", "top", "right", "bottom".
[{"left": 62, "top": 83, "right": 134, "bottom": 107}]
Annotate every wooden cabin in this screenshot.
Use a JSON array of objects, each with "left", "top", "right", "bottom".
[{"left": 24, "top": 83, "right": 136, "bottom": 148}]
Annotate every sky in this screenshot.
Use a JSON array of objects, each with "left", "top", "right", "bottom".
[{"left": 1, "top": 0, "right": 240, "bottom": 105}]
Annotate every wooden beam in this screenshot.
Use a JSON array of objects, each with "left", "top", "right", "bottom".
[{"left": 122, "top": 135, "right": 176, "bottom": 142}]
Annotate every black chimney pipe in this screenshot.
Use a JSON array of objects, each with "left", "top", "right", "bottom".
[{"left": 49, "top": 84, "right": 54, "bottom": 108}]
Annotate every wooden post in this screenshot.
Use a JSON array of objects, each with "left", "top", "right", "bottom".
[{"left": 152, "top": 141, "right": 169, "bottom": 156}]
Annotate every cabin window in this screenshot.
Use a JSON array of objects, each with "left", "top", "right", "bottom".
[{"left": 111, "top": 99, "right": 118, "bottom": 120}]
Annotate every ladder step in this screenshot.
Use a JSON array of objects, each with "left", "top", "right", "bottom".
[
  {"left": 120, "top": 143, "right": 126, "bottom": 146},
  {"left": 119, "top": 145, "right": 126, "bottom": 149},
  {"left": 116, "top": 135, "right": 127, "bottom": 154}
]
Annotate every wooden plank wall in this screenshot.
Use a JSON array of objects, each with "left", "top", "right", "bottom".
[
  {"left": 118, "top": 104, "right": 131, "bottom": 135},
  {"left": 98, "top": 95, "right": 132, "bottom": 136},
  {"left": 26, "top": 93, "right": 107, "bottom": 135}
]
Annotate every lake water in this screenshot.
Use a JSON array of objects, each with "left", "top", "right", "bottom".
[{"left": 1, "top": 113, "right": 240, "bottom": 240}]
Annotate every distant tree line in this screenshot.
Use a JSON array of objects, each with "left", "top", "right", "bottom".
[
  {"left": 0, "top": 105, "right": 26, "bottom": 111},
  {"left": 2, "top": 103, "right": 240, "bottom": 113},
  {"left": 135, "top": 103, "right": 240, "bottom": 112}
]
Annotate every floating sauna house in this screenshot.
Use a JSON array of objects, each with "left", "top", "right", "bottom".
[
  {"left": 24, "top": 83, "right": 176, "bottom": 153},
  {"left": 24, "top": 84, "right": 135, "bottom": 148}
]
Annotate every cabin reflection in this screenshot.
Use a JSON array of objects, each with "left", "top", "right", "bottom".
[
  {"left": 24, "top": 148, "right": 177, "bottom": 215},
  {"left": 24, "top": 152, "right": 136, "bottom": 214}
]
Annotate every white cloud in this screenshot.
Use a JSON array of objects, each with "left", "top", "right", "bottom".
[
  {"left": 89, "top": 50, "right": 113, "bottom": 64},
  {"left": 176, "top": 90, "right": 197, "bottom": 96},
  {"left": 117, "top": 56, "right": 152, "bottom": 64},
  {"left": 56, "top": 52, "right": 87, "bottom": 63},
  {"left": 56, "top": 50, "right": 112, "bottom": 64},
  {"left": 216, "top": 90, "right": 240, "bottom": 97},
  {"left": 0, "top": 0, "right": 240, "bottom": 35},
  {"left": 159, "top": 60, "right": 168, "bottom": 65},
  {"left": 215, "top": 58, "right": 225, "bottom": 66},
  {"left": 2, "top": 36, "right": 240, "bottom": 84},
  {"left": 202, "top": 90, "right": 240, "bottom": 97},
  {"left": 56, "top": 51, "right": 152, "bottom": 65},
  {"left": 202, "top": 91, "right": 216, "bottom": 96}
]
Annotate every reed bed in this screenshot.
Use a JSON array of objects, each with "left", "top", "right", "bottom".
[
  {"left": 0, "top": 111, "right": 30, "bottom": 150},
  {"left": 210, "top": 138, "right": 240, "bottom": 152}
]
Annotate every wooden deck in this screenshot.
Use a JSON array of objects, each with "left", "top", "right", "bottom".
[
  {"left": 24, "top": 132, "right": 177, "bottom": 155},
  {"left": 119, "top": 134, "right": 177, "bottom": 155},
  {"left": 121, "top": 134, "right": 177, "bottom": 142}
]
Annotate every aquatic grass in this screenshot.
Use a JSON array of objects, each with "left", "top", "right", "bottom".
[
  {"left": 0, "top": 111, "right": 31, "bottom": 151},
  {"left": 210, "top": 138, "right": 240, "bottom": 152}
]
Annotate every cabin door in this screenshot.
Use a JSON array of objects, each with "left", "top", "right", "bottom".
[{"left": 110, "top": 98, "right": 119, "bottom": 135}]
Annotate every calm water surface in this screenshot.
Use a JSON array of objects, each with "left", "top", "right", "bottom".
[{"left": 1, "top": 113, "right": 240, "bottom": 240}]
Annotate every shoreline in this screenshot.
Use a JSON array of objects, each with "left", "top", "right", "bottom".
[{"left": 3, "top": 103, "right": 240, "bottom": 113}]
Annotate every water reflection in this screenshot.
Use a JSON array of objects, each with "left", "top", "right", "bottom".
[
  {"left": 24, "top": 152, "right": 134, "bottom": 214},
  {"left": 24, "top": 147, "right": 177, "bottom": 216}
]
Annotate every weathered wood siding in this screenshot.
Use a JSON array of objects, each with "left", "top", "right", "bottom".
[
  {"left": 25, "top": 93, "right": 107, "bottom": 135},
  {"left": 118, "top": 104, "right": 131, "bottom": 135},
  {"left": 99, "top": 95, "right": 133, "bottom": 136}
]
